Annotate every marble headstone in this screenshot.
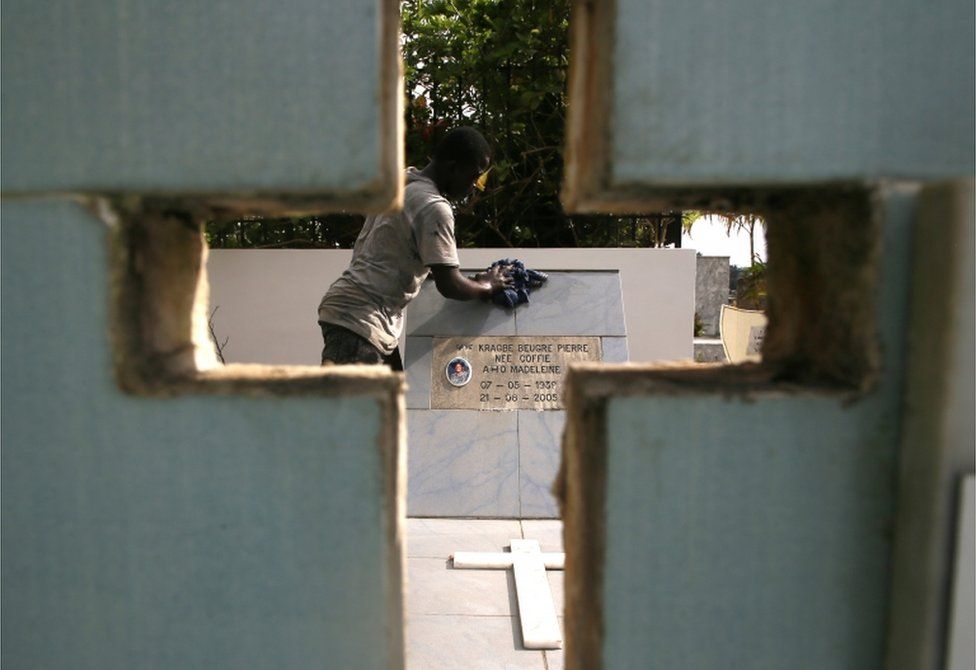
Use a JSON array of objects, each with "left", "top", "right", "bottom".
[{"left": 405, "top": 270, "right": 628, "bottom": 518}]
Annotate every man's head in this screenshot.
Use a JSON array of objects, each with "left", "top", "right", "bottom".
[
  {"left": 431, "top": 127, "right": 490, "bottom": 201},
  {"left": 454, "top": 362, "right": 465, "bottom": 374}
]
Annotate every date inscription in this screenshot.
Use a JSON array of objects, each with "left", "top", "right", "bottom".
[{"left": 430, "top": 336, "right": 602, "bottom": 410}]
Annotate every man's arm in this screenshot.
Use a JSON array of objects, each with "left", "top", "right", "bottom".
[{"left": 429, "top": 264, "right": 512, "bottom": 301}]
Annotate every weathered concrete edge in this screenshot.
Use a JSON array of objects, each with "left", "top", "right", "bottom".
[
  {"left": 0, "top": 0, "right": 404, "bottom": 216},
  {"left": 885, "top": 180, "right": 976, "bottom": 670},
  {"left": 97, "top": 193, "right": 408, "bottom": 667},
  {"left": 100, "top": 196, "right": 403, "bottom": 399},
  {"left": 555, "top": 359, "right": 863, "bottom": 670},
  {"left": 555, "top": 365, "right": 609, "bottom": 670},
  {"left": 561, "top": 0, "right": 614, "bottom": 214},
  {"left": 381, "top": 371, "right": 408, "bottom": 670},
  {"left": 567, "top": 184, "right": 883, "bottom": 391}
]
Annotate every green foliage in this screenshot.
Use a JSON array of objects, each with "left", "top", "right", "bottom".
[
  {"left": 204, "top": 214, "right": 367, "bottom": 249},
  {"left": 682, "top": 211, "right": 703, "bottom": 233},
  {"left": 401, "top": 0, "right": 573, "bottom": 247},
  {"left": 735, "top": 260, "right": 767, "bottom": 310},
  {"left": 206, "top": 0, "right": 688, "bottom": 249}
]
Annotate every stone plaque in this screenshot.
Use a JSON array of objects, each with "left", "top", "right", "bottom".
[
  {"left": 746, "top": 325, "right": 767, "bottom": 356},
  {"left": 430, "top": 337, "right": 602, "bottom": 410}
]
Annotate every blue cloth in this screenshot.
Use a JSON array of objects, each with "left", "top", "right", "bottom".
[{"left": 488, "top": 258, "right": 548, "bottom": 308}]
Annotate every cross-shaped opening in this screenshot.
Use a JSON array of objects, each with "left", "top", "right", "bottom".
[
  {"left": 103, "top": 3, "right": 883, "bottom": 670},
  {"left": 5, "top": 0, "right": 969, "bottom": 665}
]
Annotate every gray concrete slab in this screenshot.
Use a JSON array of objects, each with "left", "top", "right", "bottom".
[
  {"left": 520, "top": 520, "right": 565, "bottom": 553},
  {"left": 518, "top": 412, "right": 566, "bottom": 518},
  {"left": 514, "top": 272, "right": 626, "bottom": 336},
  {"left": 406, "top": 615, "right": 546, "bottom": 669},
  {"left": 2, "top": 0, "right": 389, "bottom": 194},
  {"left": 405, "top": 337, "right": 433, "bottom": 409},
  {"left": 405, "top": 518, "right": 566, "bottom": 669},
  {"left": 602, "top": 336, "right": 630, "bottom": 362},
  {"left": 544, "top": 629, "right": 565, "bottom": 670},
  {"left": 406, "top": 280, "right": 516, "bottom": 336},
  {"left": 407, "top": 518, "right": 523, "bottom": 559},
  {"left": 407, "top": 557, "right": 516, "bottom": 616}
]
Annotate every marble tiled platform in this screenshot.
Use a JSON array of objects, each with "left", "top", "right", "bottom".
[
  {"left": 406, "top": 410, "right": 570, "bottom": 518},
  {"left": 406, "top": 518, "right": 565, "bottom": 670},
  {"left": 405, "top": 271, "right": 628, "bottom": 518},
  {"left": 408, "top": 411, "right": 522, "bottom": 518}
]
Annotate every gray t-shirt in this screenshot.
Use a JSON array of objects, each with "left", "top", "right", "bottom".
[{"left": 318, "top": 168, "right": 460, "bottom": 354}]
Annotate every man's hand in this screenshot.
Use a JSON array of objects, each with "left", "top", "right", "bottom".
[
  {"left": 481, "top": 265, "right": 512, "bottom": 294},
  {"left": 431, "top": 265, "right": 512, "bottom": 301}
]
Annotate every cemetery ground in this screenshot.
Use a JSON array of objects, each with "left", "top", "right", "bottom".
[{"left": 406, "top": 518, "right": 565, "bottom": 670}]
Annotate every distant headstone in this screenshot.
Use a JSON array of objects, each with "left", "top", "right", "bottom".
[
  {"left": 719, "top": 304, "right": 767, "bottom": 364},
  {"left": 405, "top": 270, "right": 628, "bottom": 518},
  {"left": 695, "top": 256, "right": 730, "bottom": 337}
]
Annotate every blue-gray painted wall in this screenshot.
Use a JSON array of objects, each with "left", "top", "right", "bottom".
[
  {"left": 1, "top": 0, "right": 387, "bottom": 194},
  {"left": 2, "top": 0, "right": 972, "bottom": 667},
  {"left": 598, "top": 189, "right": 921, "bottom": 668},
  {"left": 1, "top": 200, "right": 399, "bottom": 669},
  {"left": 611, "top": 0, "right": 975, "bottom": 184}
]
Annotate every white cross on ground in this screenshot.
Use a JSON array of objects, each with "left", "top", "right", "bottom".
[{"left": 452, "top": 539, "right": 565, "bottom": 649}]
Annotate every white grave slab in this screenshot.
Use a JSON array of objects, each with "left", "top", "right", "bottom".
[{"left": 452, "top": 539, "right": 565, "bottom": 649}]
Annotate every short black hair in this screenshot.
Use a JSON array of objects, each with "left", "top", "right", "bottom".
[{"left": 433, "top": 126, "right": 490, "bottom": 166}]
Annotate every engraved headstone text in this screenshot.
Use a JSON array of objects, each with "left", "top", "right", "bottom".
[{"left": 430, "top": 336, "right": 602, "bottom": 410}]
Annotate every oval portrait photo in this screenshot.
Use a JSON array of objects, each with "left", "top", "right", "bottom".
[{"left": 446, "top": 357, "right": 472, "bottom": 387}]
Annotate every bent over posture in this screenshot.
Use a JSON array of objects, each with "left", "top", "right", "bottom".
[{"left": 317, "top": 127, "right": 510, "bottom": 369}]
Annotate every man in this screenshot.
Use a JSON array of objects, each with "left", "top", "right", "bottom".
[{"left": 317, "top": 127, "right": 511, "bottom": 369}]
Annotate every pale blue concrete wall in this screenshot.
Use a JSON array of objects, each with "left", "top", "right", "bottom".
[
  {"left": 1, "top": 200, "right": 398, "bottom": 669},
  {"left": 599, "top": 188, "right": 916, "bottom": 669},
  {"left": 1, "top": 0, "right": 389, "bottom": 194},
  {"left": 572, "top": 1, "right": 975, "bottom": 664},
  {"left": 0, "top": 0, "right": 402, "bottom": 669},
  {"left": 1, "top": 2, "right": 401, "bottom": 664},
  {"left": 611, "top": 0, "right": 974, "bottom": 184}
]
